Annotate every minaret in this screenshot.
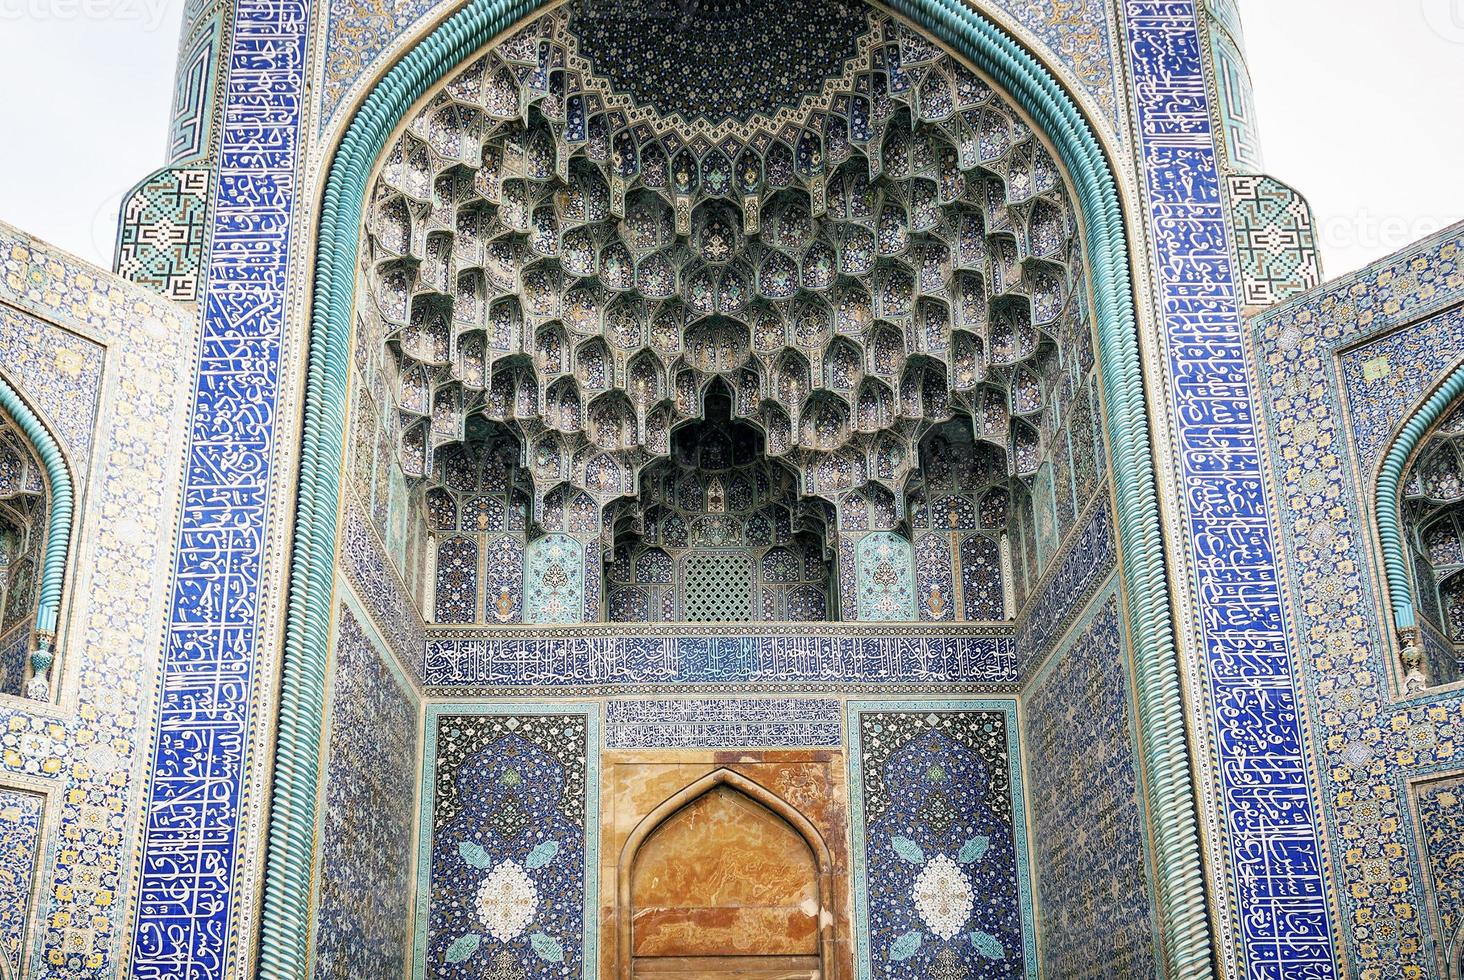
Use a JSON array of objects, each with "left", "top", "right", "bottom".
[
  {"left": 109, "top": 0, "right": 229, "bottom": 304},
  {"left": 1201, "top": 0, "right": 1325, "bottom": 311},
  {"left": 1203, "top": 0, "right": 1265, "bottom": 172}
]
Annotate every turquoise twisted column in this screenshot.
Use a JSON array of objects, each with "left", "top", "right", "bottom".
[
  {"left": 0, "top": 372, "right": 73, "bottom": 689},
  {"left": 259, "top": 2, "right": 1215, "bottom": 977},
  {"left": 1377, "top": 365, "right": 1464, "bottom": 629}
]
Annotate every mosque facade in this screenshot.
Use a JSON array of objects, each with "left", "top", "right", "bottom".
[{"left": 0, "top": 0, "right": 1461, "bottom": 977}]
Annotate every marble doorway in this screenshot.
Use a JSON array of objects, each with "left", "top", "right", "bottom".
[{"left": 610, "top": 765, "right": 841, "bottom": 979}]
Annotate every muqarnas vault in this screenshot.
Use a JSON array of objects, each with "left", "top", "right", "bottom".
[{"left": 0, "top": 0, "right": 1461, "bottom": 977}]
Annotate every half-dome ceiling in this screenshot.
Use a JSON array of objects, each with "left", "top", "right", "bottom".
[
  {"left": 362, "top": 2, "right": 1100, "bottom": 552},
  {"left": 565, "top": 0, "right": 868, "bottom": 129}
]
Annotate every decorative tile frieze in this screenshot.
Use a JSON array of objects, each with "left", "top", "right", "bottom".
[
  {"left": 604, "top": 698, "right": 842, "bottom": 748},
  {"left": 129, "top": 0, "right": 313, "bottom": 972},
  {"left": 423, "top": 627, "right": 1015, "bottom": 690}
]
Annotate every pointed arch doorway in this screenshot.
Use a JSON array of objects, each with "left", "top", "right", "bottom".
[{"left": 617, "top": 769, "right": 834, "bottom": 979}]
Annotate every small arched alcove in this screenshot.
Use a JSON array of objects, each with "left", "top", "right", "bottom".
[{"left": 618, "top": 769, "right": 832, "bottom": 979}]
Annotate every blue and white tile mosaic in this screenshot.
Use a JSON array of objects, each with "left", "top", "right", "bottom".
[
  {"left": 311, "top": 600, "right": 418, "bottom": 979},
  {"left": 848, "top": 701, "right": 1036, "bottom": 979},
  {"left": 130, "top": 0, "right": 312, "bottom": 972},
  {"left": 341, "top": 499, "right": 429, "bottom": 665},
  {"left": 0, "top": 226, "right": 193, "bottom": 980},
  {"left": 1412, "top": 772, "right": 1464, "bottom": 977},
  {"left": 1023, "top": 589, "right": 1156, "bottom": 977},
  {"left": 0, "top": 306, "right": 104, "bottom": 472},
  {"left": 1253, "top": 225, "right": 1464, "bottom": 976},
  {"left": 1015, "top": 497, "right": 1113, "bottom": 670},
  {"left": 1125, "top": 3, "right": 1338, "bottom": 973},
  {"left": 604, "top": 699, "right": 842, "bottom": 748},
  {"left": 1339, "top": 296, "right": 1464, "bottom": 471},
  {"left": 414, "top": 705, "right": 598, "bottom": 980},
  {"left": 422, "top": 628, "right": 1015, "bottom": 691},
  {"left": 0, "top": 786, "right": 43, "bottom": 979}
]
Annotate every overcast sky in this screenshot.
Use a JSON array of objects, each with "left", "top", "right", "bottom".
[{"left": 0, "top": 0, "right": 1459, "bottom": 280}]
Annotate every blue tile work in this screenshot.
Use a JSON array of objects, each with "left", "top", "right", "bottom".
[
  {"left": 1124, "top": 4, "right": 1338, "bottom": 974},
  {"left": 318, "top": 0, "right": 1122, "bottom": 139},
  {"left": 995, "top": 0, "right": 1121, "bottom": 134},
  {"left": 169, "top": 12, "right": 220, "bottom": 162},
  {"left": 341, "top": 499, "right": 428, "bottom": 662},
  {"left": 1204, "top": 0, "right": 1263, "bottom": 171},
  {"left": 414, "top": 705, "right": 598, "bottom": 980},
  {"left": 1023, "top": 589, "right": 1157, "bottom": 977},
  {"left": 0, "top": 228, "right": 194, "bottom": 980},
  {"left": 1338, "top": 298, "right": 1464, "bottom": 472},
  {"left": 0, "top": 306, "right": 104, "bottom": 471},
  {"left": 1413, "top": 773, "right": 1464, "bottom": 976},
  {"left": 1252, "top": 227, "right": 1464, "bottom": 975},
  {"left": 311, "top": 600, "right": 418, "bottom": 979},
  {"left": 855, "top": 533, "right": 918, "bottom": 622},
  {"left": 422, "top": 628, "right": 1015, "bottom": 690},
  {"left": 1015, "top": 496, "right": 1113, "bottom": 672},
  {"left": 605, "top": 699, "right": 842, "bottom": 748},
  {"left": 129, "top": 0, "right": 311, "bottom": 973},
  {"left": 0, "top": 786, "right": 44, "bottom": 978},
  {"left": 568, "top": 0, "right": 866, "bottom": 123},
  {"left": 319, "top": 0, "right": 435, "bottom": 128},
  {"left": 848, "top": 701, "right": 1035, "bottom": 979},
  {"left": 0, "top": 621, "right": 28, "bottom": 694}
]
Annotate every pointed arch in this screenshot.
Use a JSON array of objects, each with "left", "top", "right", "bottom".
[
  {"left": 1378, "top": 364, "right": 1464, "bottom": 671},
  {"left": 614, "top": 768, "right": 834, "bottom": 980},
  {"left": 262, "top": 3, "right": 1216, "bottom": 978}
]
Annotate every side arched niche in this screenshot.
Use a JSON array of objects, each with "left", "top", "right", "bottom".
[
  {"left": 617, "top": 769, "right": 834, "bottom": 979},
  {"left": 1391, "top": 398, "right": 1464, "bottom": 688}
]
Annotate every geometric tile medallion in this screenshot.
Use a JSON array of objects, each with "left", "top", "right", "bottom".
[
  {"left": 848, "top": 702, "right": 1035, "bottom": 978},
  {"left": 0, "top": 786, "right": 44, "bottom": 980},
  {"left": 414, "top": 705, "right": 599, "bottom": 980}
]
